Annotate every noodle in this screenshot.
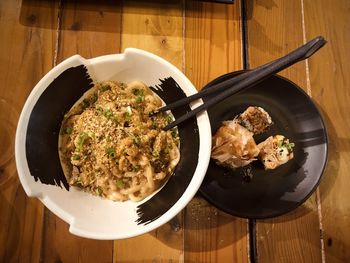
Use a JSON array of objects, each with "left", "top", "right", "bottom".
[{"left": 58, "top": 80, "right": 180, "bottom": 201}]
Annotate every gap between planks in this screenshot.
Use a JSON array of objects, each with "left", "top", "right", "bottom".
[{"left": 300, "top": 0, "right": 326, "bottom": 262}]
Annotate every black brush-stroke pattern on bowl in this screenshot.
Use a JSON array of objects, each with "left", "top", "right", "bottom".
[
  {"left": 136, "top": 77, "right": 199, "bottom": 225},
  {"left": 26, "top": 65, "right": 94, "bottom": 190},
  {"left": 199, "top": 71, "right": 328, "bottom": 219},
  {"left": 25, "top": 68, "right": 200, "bottom": 225}
]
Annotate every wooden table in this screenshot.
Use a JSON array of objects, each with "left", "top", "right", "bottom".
[{"left": 1, "top": 0, "right": 349, "bottom": 262}]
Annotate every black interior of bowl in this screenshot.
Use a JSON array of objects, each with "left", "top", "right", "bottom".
[{"left": 199, "top": 71, "right": 328, "bottom": 219}]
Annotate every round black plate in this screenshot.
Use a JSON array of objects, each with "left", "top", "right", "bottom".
[{"left": 199, "top": 71, "right": 328, "bottom": 219}]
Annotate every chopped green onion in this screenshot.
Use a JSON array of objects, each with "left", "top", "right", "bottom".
[
  {"left": 60, "top": 126, "right": 72, "bottom": 135},
  {"left": 95, "top": 186, "right": 103, "bottom": 196},
  {"left": 126, "top": 132, "right": 141, "bottom": 146},
  {"left": 97, "top": 107, "right": 104, "bottom": 115},
  {"left": 64, "top": 127, "right": 72, "bottom": 134},
  {"left": 136, "top": 95, "right": 144, "bottom": 103},
  {"left": 165, "top": 114, "right": 173, "bottom": 124},
  {"left": 152, "top": 150, "right": 159, "bottom": 157},
  {"left": 116, "top": 179, "right": 124, "bottom": 189},
  {"left": 90, "top": 93, "right": 98, "bottom": 104},
  {"left": 133, "top": 89, "right": 145, "bottom": 103},
  {"left": 170, "top": 128, "right": 178, "bottom": 139},
  {"left": 284, "top": 142, "right": 295, "bottom": 151},
  {"left": 105, "top": 147, "right": 116, "bottom": 158},
  {"left": 133, "top": 165, "right": 141, "bottom": 172},
  {"left": 104, "top": 109, "right": 113, "bottom": 119},
  {"left": 101, "top": 84, "right": 111, "bottom": 92},
  {"left": 77, "top": 132, "right": 89, "bottom": 151},
  {"left": 132, "top": 88, "right": 142, "bottom": 96},
  {"left": 72, "top": 154, "right": 81, "bottom": 160},
  {"left": 97, "top": 107, "right": 116, "bottom": 121},
  {"left": 87, "top": 131, "right": 95, "bottom": 138},
  {"left": 277, "top": 140, "right": 283, "bottom": 148},
  {"left": 80, "top": 98, "right": 90, "bottom": 109},
  {"left": 124, "top": 106, "right": 132, "bottom": 120},
  {"left": 126, "top": 106, "right": 132, "bottom": 116},
  {"left": 133, "top": 135, "right": 141, "bottom": 146},
  {"left": 76, "top": 177, "right": 82, "bottom": 186},
  {"left": 151, "top": 119, "right": 158, "bottom": 129}
]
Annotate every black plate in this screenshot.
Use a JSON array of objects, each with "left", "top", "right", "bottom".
[{"left": 199, "top": 71, "right": 328, "bottom": 219}]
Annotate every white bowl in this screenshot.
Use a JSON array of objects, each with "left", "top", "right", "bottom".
[{"left": 15, "top": 48, "right": 211, "bottom": 240}]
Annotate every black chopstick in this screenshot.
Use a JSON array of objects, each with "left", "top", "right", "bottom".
[
  {"left": 153, "top": 61, "right": 274, "bottom": 115},
  {"left": 163, "top": 36, "right": 326, "bottom": 131}
]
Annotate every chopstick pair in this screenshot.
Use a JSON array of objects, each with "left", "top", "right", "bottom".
[{"left": 158, "top": 36, "right": 326, "bottom": 131}]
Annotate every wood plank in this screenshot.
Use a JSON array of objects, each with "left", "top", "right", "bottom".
[
  {"left": 57, "top": 0, "right": 122, "bottom": 60},
  {"left": 184, "top": 1, "right": 249, "bottom": 262},
  {"left": 119, "top": 0, "right": 184, "bottom": 66},
  {"left": 114, "top": 219, "right": 184, "bottom": 262},
  {"left": 40, "top": 1, "right": 122, "bottom": 262},
  {"left": 114, "top": 1, "right": 185, "bottom": 262},
  {"left": 185, "top": 0, "right": 243, "bottom": 89},
  {"left": 303, "top": 0, "right": 350, "bottom": 262},
  {"left": 246, "top": 0, "right": 322, "bottom": 262},
  {"left": 0, "top": 0, "right": 58, "bottom": 262},
  {"left": 184, "top": 197, "right": 248, "bottom": 263},
  {"left": 42, "top": 214, "right": 113, "bottom": 263}
]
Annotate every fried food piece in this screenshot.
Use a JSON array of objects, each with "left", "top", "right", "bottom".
[
  {"left": 258, "top": 135, "right": 295, "bottom": 169},
  {"left": 235, "top": 106, "right": 273, "bottom": 134},
  {"left": 211, "top": 121, "right": 260, "bottom": 169}
]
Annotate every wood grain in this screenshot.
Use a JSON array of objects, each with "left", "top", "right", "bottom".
[
  {"left": 185, "top": 0, "right": 243, "bottom": 89},
  {"left": 3, "top": 0, "right": 348, "bottom": 262},
  {"left": 56, "top": 0, "right": 122, "bottom": 61},
  {"left": 120, "top": 0, "right": 184, "bottom": 67},
  {"left": 114, "top": 1, "right": 185, "bottom": 262},
  {"left": 303, "top": 0, "right": 350, "bottom": 262},
  {"left": 183, "top": 197, "right": 248, "bottom": 263},
  {"left": 114, "top": 218, "right": 184, "bottom": 262},
  {"left": 184, "top": 1, "right": 248, "bottom": 262},
  {"left": 246, "top": 0, "right": 322, "bottom": 262},
  {"left": 0, "top": 0, "right": 58, "bottom": 262},
  {"left": 39, "top": 1, "right": 122, "bottom": 262}
]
